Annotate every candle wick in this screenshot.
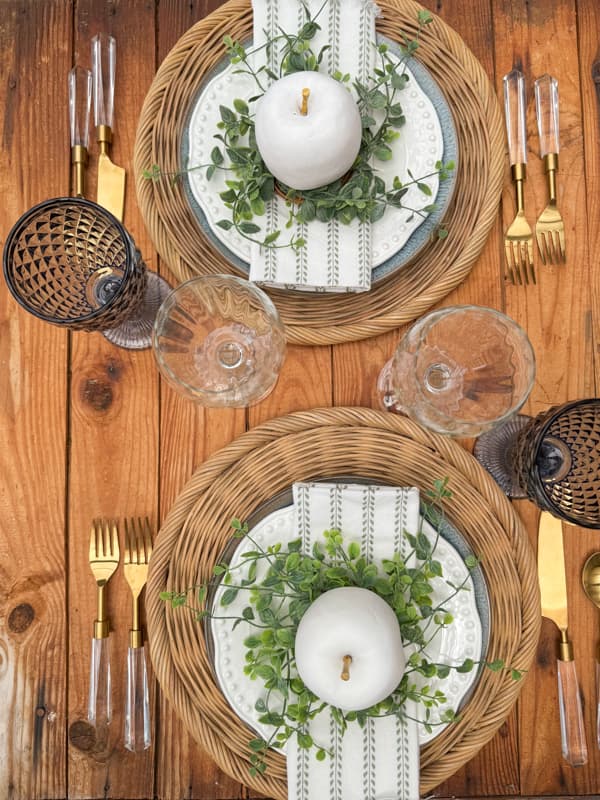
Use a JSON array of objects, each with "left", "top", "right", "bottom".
[
  {"left": 341, "top": 654, "right": 352, "bottom": 681},
  {"left": 300, "top": 87, "right": 310, "bottom": 116}
]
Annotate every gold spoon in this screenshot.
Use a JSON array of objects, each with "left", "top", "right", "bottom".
[{"left": 581, "top": 552, "right": 600, "bottom": 749}]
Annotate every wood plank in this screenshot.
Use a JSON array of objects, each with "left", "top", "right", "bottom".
[
  {"left": 421, "top": 1, "right": 520, "bottom": 793},
  {"left": 66, "top": 1, "right": 159, "bottom": 798},
  {"left": 0, "top": 3, "right": 72, "bottom": 799},
  {"left": 152, "top": 2, "right": 249, "bottom": 799},
  {"left": 578, "top": 0, "right": 600, "bottom": 394},
  {"left": 492, "top": 0, "right": 599, "bottom": 794}
]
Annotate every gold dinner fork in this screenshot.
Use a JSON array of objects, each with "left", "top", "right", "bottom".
[
  {"left": 503, "top": 69, "right": 535, "bottom": 285},
  {"left": 534, "top": 74, "right": 566, "bottom": 264},
  {"left": 88, "top": 518, "right": 120, "bottom": 729},
  {"left": 123, "top": 517, "right": 153, "bottom": 751}
]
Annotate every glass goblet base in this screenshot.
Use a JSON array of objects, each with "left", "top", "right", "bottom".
[
  {"left": 102, "top": 272, "right": 172, "bottom": 350},
  {"left": 377, "top": 357, "right": 406, "bottom": 414},
  {"left": 473, "top": 414, "right": 532, "bottom": 498}
]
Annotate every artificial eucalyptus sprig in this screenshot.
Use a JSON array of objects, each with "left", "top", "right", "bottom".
[
  {"left": 161, "top": 478, "right": 522, "bottom": 776},
  {"left": 143, "top": 5, "right": 454, "bottom": 251}
]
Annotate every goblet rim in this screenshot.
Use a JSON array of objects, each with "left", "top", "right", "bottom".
[
  {"left": 2, "top": 196, "right": 139, "bottom": 327},
  {"left": 152, "top": 273, "right": 286, "bottom": 407},
  {"left": 391, "top": 303, "right": 536, "bottom": 435}
]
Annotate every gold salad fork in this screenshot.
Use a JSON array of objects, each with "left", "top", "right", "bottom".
[
  {"left": 503, "top": 69, "right": 535, "bottom": 285},
  {"left": 534, "top": 74, "right": 566, "bottom": 264},
  {"left": 88, "top": 518, "right": 120, "bottom": 729},
  {"left": 123, "top": 517, "right": 153, "bottom": 751}
]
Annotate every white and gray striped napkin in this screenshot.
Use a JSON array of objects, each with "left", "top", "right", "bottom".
[
  {"left": 288, "top": 481, "right": 420, "bottom": 800},
  {"left": 249, "top": 0, "right": 379, "bottom": 292}
]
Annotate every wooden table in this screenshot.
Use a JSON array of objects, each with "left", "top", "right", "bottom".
[{"left": 1, "top": 0, "right": 599, "bottom": 798}]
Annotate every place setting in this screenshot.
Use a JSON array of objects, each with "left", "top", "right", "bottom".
[{"left": 133, "top": 0, "right": 505, "bottom": 345}]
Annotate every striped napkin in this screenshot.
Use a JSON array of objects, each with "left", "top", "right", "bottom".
[
  {"left": 288, "top": 482, "right": 420, "bottom": 800},
  {"left": 249, "top": 0, "right": 378, "bottom": 292}
]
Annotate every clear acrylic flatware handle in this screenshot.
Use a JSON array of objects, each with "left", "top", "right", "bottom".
[
  {"left": 535, "top": 74, "right": 559, "bottom": 157},
  {"left": 92, "top": 34, "right": 116, "bottom": 128},
  {"left": 503, "top": 69, "right": 528, "bottom": 165},
  {"left": 68, "top": 66, "right": 92, "bottom": 148},
  {"left": 88, "top": 636, "right": 111, "bottom": 737},
  {"left": 124, "top": 645, "right": 151, "bottom": 751},
  {"left": 557, "top": 657, "right": 588, "bottom": 766}
]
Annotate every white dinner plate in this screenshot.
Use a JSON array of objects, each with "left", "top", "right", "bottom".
[
  {"left": 182, "top": 37, "right": 458, "bottom": 285},
  {"left": 208, "top": 502, "right": 487, "bottom": 748}
]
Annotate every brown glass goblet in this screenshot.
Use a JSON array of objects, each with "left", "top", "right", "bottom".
[
  {"left": 474, "top": 398, "right": 600, "bottom": 528},
  {"left": 3, "top": 197, "right": 170, "bottom": 349}
]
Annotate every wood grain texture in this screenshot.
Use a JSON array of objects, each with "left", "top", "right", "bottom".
[
  {"left": 67, "top": 2, "right": 159, "bottom": 798},
  {"left": 491, "top": 0, "right": 598, "bottom": 794},
  {"left": 1, "top": 0, "right": 600, "bottom": 797},
  {"left": 0, "top": 2, "right": 72, "bottom": 799}
]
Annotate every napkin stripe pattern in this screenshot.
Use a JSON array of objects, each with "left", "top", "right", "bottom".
[
  {"left": 250, "top": 0, "right": 379, "bottom": 292},
  {"left": 288, "top": 481, "right": 421, "bottom": 800}
]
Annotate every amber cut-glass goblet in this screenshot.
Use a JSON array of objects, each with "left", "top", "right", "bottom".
[
  {"left": 474, "top": 398, "right": 600, "bottom": 528},
  {"left": 153, "top": 275, "right": 286, "bottom": 408},
  {"left": 3, "top": 197, "right": 170, "bottom": 349},
  {"left": 377, "top": 305, "right": 536, "bottom": 437}
]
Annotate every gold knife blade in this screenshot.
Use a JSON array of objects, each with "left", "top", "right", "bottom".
[
  {"left": 538, "top": 510, "right": 568, "bottom": 637},
  {"left": 97, "top": 133, "right": 126, "bottom": 222}
]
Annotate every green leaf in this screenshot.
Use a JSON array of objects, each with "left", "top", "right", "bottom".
[
  {"left": 456, "top": 658, "right": 474, "bottom": 673},
  {"left": 417, "top": 182, "right": 433, "bottom": 196},
  {"left": 297, "top": 732, "right": 313, "bottom": 749},
  {"left": 219, "top": 105, "right": 237, "bottom": 124},
  {"left": 233, "top": 98, "right": 249, "bottom": 115},
  {"left": 249, "top": 737, "right": 268, "bottom": 752},
  {"left": 316, "top": 748, "right": 327, "bottom": 761},
  {"left": 347, "top": 541, "right": 361, "bottom": 560},
  {"left": 239, "top": 222, "right": 262, "bottom": 234},
  {"left": 213, "top": 564, "right": 226, "bottom": 575},
  {"left": 221, "top": 587, "right": 239, "bottom": 606},
  {"left": 418, "top": 9, "right": 433, "bottom": 24},
  {"left": 487, "top": 659, "right": 505, "bottom": 672},
  {"left": 374, "top": 145, "right": 393, "bottom": 161},
  {"left": 391, "top": 71, "right": 410, "bottom": 90},
  {"left": 263, "top": 230, "right": 281, "bottom": 245},
  {"left": 211, "top": 146, "right": 224, "bottom": 165},
  {"left": 216, "top": 219, "right": 234, "bottom": 231}
]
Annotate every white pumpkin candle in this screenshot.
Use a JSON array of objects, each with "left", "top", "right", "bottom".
[
  {"left": 254, "top": 72, "right": 362, "bottom": 191},
  {"left": 294, "top": 586, "right": 405, "bottom": 711}
]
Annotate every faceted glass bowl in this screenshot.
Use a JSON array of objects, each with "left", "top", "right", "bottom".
[{"left": 152, "top": 275, "right": 286, "bottom": 408}]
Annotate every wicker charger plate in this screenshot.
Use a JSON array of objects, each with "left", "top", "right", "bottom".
[
  {"left": 147, "top": 407, "right": 540, "bottom": 798},
  {"left": 134, "top": 0, "right": 505, "bottom": 346}
]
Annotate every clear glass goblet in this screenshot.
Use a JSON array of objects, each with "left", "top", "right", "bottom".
[
  {"left": 152, "top": 275, "right": 286, "bottom": 407},
  {"left": 2, "top": 197, "right": 171, "bottom": 349},
  {"left": 474, "top": 398, "right": 600, "bottom": 528},
  {"left": 377, "top": 305, "right": 536, "bottom": 437}
]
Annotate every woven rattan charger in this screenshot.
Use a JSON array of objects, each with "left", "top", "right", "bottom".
[
  {"left": 147, "top": 408, "right": 540, "bottom": 797},
  {"left": 134, "top": 0, "right": 505, "bottom": 345}
]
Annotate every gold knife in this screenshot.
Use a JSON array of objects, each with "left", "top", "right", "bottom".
[
  {"left": 538, "top": 510, "right": 588, "bottom": 766},
  {"left": 92, "top": 34, "right": 126, "bottom": 221}
]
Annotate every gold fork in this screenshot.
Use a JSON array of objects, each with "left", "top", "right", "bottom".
[
  {"left": 123, "top": 517, "right": 153, "bottom": 751},
  {"left": 534, "top": 74, "right": 566, "bottom": 264},
  {"left": 503, "top": 69, "right": 535, "bottom": 285},
  {"left": 88, "top": 518, "right": 120, "bottom": 730}
]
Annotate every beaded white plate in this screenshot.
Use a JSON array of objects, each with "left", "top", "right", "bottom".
[
  {"left": 209, "top": 505, "right": 484, "bottom": 748},
  {"left": 183, "top": 40, "right": 456, "bottom": 284}
]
